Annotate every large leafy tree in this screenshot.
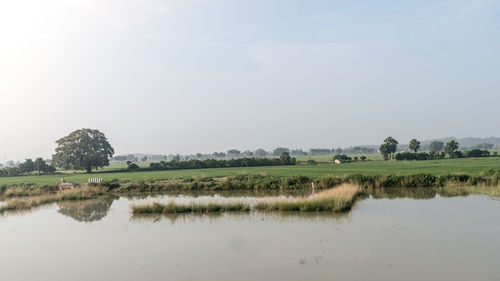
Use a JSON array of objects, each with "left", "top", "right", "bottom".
[
  {"left": 280, "top": 152, "right": 292, "bottom": 165},
  {"left": 379, "top": 143, "right": 391, "bottom": 160},
  {"left": 34, "top": 158, "right": 46, "bottom": 174},
  {"left": 444, "top": 140, "right": 459, "bottom": 158},
  {"left": 19, "top": 159, "right": 35, "bottom": 174},
  {"left": 409, "top": 139, "right": 421, "bottom": 153},
  {"left": 52, "top": 129, "right": 114, "bottom": 173},
  {"left": 379, "top": 136, "right": 399, "bottom": 160}
]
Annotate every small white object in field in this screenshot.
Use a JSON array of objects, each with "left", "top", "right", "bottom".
[{"left": 88, "top": 178, "right": 103, "bottom": 183}]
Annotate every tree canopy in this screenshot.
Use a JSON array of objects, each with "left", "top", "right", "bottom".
[
  {"left": 444, "top": 140, "right": 459, "bottom": 158},
  {"left": 379, "top": 136, "right": 399, "bottom": 160},
  {"left": 409, "top": 139, "right": 421, "bottom": 153},
  {"left": 279, "top": 152, "right": 292, "bottom": 165},
  {"left": 52, "top": 128, "right": 114, "bottom": 173}
]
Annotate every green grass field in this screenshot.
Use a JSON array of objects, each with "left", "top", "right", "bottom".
[{"left": 1, "top": 157, "right": 499, "bottom": 186}]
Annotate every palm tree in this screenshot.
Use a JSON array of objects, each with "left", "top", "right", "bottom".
[{"left": 409, "top": 139, "right": 421, "bottom": 153}]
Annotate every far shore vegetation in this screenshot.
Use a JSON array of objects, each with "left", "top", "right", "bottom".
[{"left": 2, "top": 170, "right": 500, "bottom": 214}]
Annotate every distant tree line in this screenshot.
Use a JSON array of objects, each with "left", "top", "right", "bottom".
[
  {"left": 395, "top": 149, "right": 495, "bottom": 161},
  {"left": 147, "top": 152, "right": 296, "bottom": 171},
  {"left": 473, "top": 143, "right": 495, "bottom": 150},
  {"left": 333, "top": 154, "right": 367, "bottom": 163},
  {"left": 110, "top": 145, "right": 379, "bottom": 162},
  {"left": 378, "top": 137, "right": 498, "bottom": 161},
  {"left": 0, "top": 158, "right": 56, "bottom": 177}
]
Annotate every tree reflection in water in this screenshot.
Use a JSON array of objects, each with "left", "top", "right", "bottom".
[{"left": 57, "top": 196, "right": 117, "bottom": 222}]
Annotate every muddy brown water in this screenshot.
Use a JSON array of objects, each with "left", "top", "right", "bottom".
[{"left": 0, "top": 189, "right": 499, "bottom": 281}]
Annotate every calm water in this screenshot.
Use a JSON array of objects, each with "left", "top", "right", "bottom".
[{"left": 1, "top": 190, "right": 499, "bottom": 281}]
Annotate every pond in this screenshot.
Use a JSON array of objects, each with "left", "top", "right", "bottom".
[{"left": 0, "top": 189, "right": 499, "bottom": 281}]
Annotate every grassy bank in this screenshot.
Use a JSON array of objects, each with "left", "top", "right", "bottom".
[
  {"left": 104, "top": 168, "right": 500, "bottom": 192},
  {"left": 3, "top": 168, "right": 500, "bottom": 196},
  {"left": 1, "top": 157, "right": 500, "bottom": 187}
]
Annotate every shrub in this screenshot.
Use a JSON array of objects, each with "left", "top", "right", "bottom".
[
  {"left": 333, "top": 154, "right": 351, "bottom": 163},
  {"left": 99, "top": 179, "right": 121, "bottom": 189},
  {"left": 307, "top": 159, "right": 317, "bottom": 165}
]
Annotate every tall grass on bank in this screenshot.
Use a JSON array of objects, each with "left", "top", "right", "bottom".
[
  {"left": 131, "top": 184, "right": 361, "bottom": 214},
  {"left": 131, "top": 201, "right": 251, "bottom": 214},
  {"left": 1, "top": 185, "right": 58, "bottom": 197},
  {"left": 0, "top": 187, "right": 107, "bottom": 213},
  {"left": 255, "top": 184, "right": 361, "bottom": 212}
]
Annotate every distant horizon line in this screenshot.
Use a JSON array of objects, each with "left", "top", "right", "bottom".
[{"left": 2, "top": 135, "right": 500, "bottom": 163}]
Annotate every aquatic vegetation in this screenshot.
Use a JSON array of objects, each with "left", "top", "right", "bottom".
[
  {"left": 131, "top": 201, "right": 251, "bottom": 214},
  {"left": 0, "top": 187, "right": 107, "bottom": 213},
  {"left": 2, "top": 185, "right": 58, "bottom": 197},
  {"left": 255, "top": 184, "right": 361, "bottom": 212},
  {"left": 131, "top": 184, "right": 361, "bottom": 214}
]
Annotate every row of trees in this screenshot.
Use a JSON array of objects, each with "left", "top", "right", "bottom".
[
  {"left": 333, "top": 154, "right": 367, "bottom": 163},
  {"left": 109, "top": 142, "right": 498, "bottom": 163},
  {"left": 379, "top": 137, "right": 471, "bottom": 160},
  {"left": 110, "top": 146, "right": 379, "bottom": 162},
  {"left": 395, "top": 148, "right": 495, "bottom": 161},
  {"left": 147, "top": 152, "right": 296, "bottom": 171},
  {"left": 0, "top": 158, "right": 56, "bottom": 177}
]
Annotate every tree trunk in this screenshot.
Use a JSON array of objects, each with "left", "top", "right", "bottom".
[{"left": 86, "top": 167, "right": 91, "bottom": 173}]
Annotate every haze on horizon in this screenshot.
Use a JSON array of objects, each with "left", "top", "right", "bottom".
[{"left": 1, "top": 0, "right": 499, "bottom": 161}]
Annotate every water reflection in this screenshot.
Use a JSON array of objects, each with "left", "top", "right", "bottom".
[
  {"left": 57, "top": 196, "right": 117, "bottom": 222},
  {"left": 121, "top": 188, "right": 315, "bottom": 200},
  {"left": 2, "top": 190, "right": 500, "bottom": 281},
  {"left": 1, "top": 187, "right": 499, "bottom": 223},
  {"left": 369, "top": 187, "right": 437, "bottom": 199},
  {"left": 130, "top": 210, "right": 353, "bottom": 225},
  {"left": 0, "top": 204, "right": 53, "bottom": 218}
]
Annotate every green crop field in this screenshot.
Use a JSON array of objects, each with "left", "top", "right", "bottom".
[{"left": 1, "top": 157, "right": 499, "bottom": 186}]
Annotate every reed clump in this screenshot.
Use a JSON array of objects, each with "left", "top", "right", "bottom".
[
  {"left": 255, "top": 184, "right": 361, "bottom": 212},
  {"left": 131, "top": 184, "right": 361, "bottom": 214},
  {"left": 0, "top": 185, "right": 58, "bottom": 198},
  {"left": 0, "top": 187, "right": 107, "bottom": 213},
  {"left": 131, "top": 201, "right": 251, "bottom": 214}
]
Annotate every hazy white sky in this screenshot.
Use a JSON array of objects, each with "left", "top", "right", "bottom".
[{"left": 1, "top": 0, "right": 500, "bottom": 161}]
